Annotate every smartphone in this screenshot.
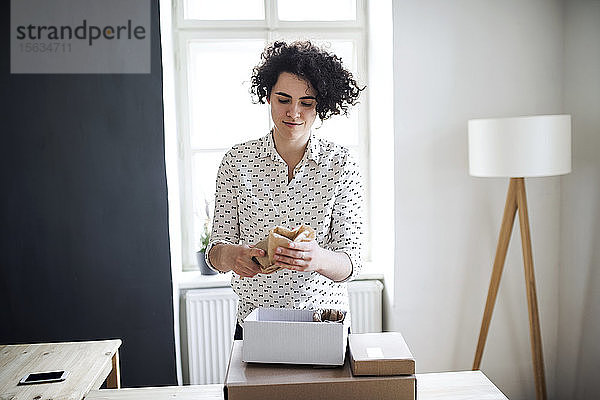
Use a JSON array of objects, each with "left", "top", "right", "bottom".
[{"left": 19, "top": 370, "right": 69, "bottom": 385}]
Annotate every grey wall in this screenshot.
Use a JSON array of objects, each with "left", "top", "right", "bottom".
[
  {"left": 0, "top": 1, "right": 177, "bottom": 387},
  {"left": 392, "top": 1, "right": 564, "bottom": 399},
  {"left": 559, "top": 1, "right": 600, "bottom": 399}
]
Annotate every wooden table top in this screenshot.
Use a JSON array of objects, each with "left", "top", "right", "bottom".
[
  {"left": 86, "top": 385, "right": 224, "bottom": 400},
  {"left": 417, "top": 371, "right": 508, "bottom": 399},
  {"left": 0, "top": 339, "right": 121, "bottom": 400},
  {"left": 86, "top": 370, "right": 508, "bottom": 400}
]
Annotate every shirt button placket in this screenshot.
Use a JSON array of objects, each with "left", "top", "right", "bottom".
[
  {"left": 281, "top": 184, "right": 289, "bottom": 227},
  {"left": 280, "top": 163, "right": 288, "bottom": 226}
]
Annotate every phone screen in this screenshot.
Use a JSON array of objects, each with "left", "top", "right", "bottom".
[{"left": 25, "top": 371, "right": 65, "bottom": 382}]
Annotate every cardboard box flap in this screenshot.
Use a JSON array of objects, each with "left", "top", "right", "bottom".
[{"left": 349, "top": 332, "right": 415, "bottom": 376}]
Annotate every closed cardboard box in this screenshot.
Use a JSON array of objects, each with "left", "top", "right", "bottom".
[
  {"left": 349, "top": 332, "right": 415, "bottom": 376},
  {"left": 225, "top": 340, "right": 416, "bottom": 400},
  {"left": 243, "top": 307, "right": 349, "bottom": 365}
]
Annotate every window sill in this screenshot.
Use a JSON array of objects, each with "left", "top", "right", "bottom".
[
  {"left": 177, "top": 270, "right": 233, "bottom": 290},
  {"left": 177, "top": 261, "right": 384, "bottom": 291}
]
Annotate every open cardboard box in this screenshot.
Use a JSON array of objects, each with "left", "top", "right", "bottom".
[
  {"left": 226, "top": 340, "right": 416, "bottom": 400},
  {"left": 243, "top": 307, "right": 349, "bottom": 365}
]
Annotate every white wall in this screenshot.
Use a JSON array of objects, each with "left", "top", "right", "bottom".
[
  {"left": 559, "top": 1, "right": 600, "bottom": 399},
  {"left": 391, "top": 1, "right": 564, "bottom": 399}
]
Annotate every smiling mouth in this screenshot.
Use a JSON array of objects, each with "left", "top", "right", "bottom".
[{"left": 283, "top": 121, "right": 303, "bottom": 126}]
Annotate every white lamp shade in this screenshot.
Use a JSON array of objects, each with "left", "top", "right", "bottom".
[{"left": 468, "top": 115, "right": 572, "bottom": 177}]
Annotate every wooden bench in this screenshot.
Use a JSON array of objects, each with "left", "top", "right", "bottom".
[{"left": 0, "top": 339, "right": 121, "bottom": 400}]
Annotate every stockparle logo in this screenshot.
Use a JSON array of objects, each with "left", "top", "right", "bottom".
[{"left": 11, "top": 0, "right": 150, "bottom": 74}]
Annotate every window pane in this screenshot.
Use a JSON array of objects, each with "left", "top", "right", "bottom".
[
  {"left": 191, "top": 150, "right": 226, "bottom": 252},
  {"left": 184, "top": 0, "right": 265, "bottom": 20},
  {"left": 316, "top": 105, "right": 360, "bottom": 147},
  {"left": 187, "top": 40, "right": 270, "bottom": 149},
  {"left": 278, "top": 0, "right": 356, "bottom": 21}
]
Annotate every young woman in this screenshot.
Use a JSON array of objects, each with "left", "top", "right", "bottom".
[{"left": 205, "top": 41, "right": 365, "bottom": 339}]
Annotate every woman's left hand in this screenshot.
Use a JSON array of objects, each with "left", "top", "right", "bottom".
[{"left": 273, "top": 240, "right": 324, "bottom": 273}]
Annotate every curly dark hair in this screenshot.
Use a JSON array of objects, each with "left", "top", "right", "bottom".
[{"left": 250, "top": 41, "right": 365, "bottom": 121}]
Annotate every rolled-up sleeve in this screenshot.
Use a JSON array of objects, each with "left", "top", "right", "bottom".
[
  {"left": 205, "top": 152, "right": 239, "bottom": 272},
  {"left": 323, "top": 151, "right": 365, "bottom": 282}
]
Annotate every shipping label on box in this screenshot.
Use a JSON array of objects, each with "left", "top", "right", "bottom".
[{"left": 243, "top": 308, "right": 349, "bottom": 365}]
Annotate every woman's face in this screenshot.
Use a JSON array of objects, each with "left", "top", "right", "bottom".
[{"left": 268, "top": 72, "right": 318, "bottom": 142}]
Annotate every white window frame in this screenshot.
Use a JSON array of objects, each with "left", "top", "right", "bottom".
[{"left": 171, "top": 0, "right": 372, "bottom": 271}]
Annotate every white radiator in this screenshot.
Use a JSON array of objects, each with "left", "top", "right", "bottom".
[
  {"left": 182, "top": 287, "right": 238, "bottom": 385},
  {"left": 182, "top": 280, "right": 383, "bottom": 384},
  {"left": 347, "top": 279, "right": 384, "bottom": 333}
]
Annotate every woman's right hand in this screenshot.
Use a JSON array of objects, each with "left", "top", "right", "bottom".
[{"left": 210, "top": 243, "right": 265, "bottom": 278}]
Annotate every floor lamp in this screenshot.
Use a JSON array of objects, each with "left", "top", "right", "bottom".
[{"left": 468, "top": 115, "right": 572, "bottom": 400}]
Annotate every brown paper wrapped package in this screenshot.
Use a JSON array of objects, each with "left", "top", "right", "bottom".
[
  {"left": 313, "top": 309, "right": 346, "bottom": 323},
  {"left": 253, "top": 225, "right": 316, "bottom": 273}
]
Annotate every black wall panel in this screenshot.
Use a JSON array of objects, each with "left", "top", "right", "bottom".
[{"left": 0, "top": 0, "right": 177, "bottom": 387}]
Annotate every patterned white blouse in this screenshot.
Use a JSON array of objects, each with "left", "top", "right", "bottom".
[{"left": 205, "top": 131, "right": 364, "bottom": 324}]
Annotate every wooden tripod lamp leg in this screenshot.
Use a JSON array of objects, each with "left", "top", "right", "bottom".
[
  {"left": 473, "top": 178, "right": 518, "bottom": 370},
  {"left": 515, "top": 178, "right": 547, "bottom": 400}
]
